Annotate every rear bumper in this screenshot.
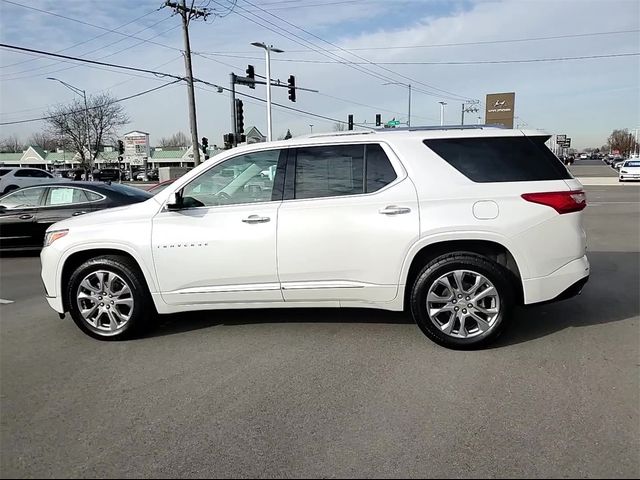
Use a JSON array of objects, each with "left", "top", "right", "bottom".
[{"left": 522, "top": 255, "right": 590, "bottom": 304}]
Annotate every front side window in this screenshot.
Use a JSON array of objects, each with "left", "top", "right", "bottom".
[
  {"left": 44, "top": 187, "right": 89, "bottom": 206},
  {"left": 181, "top": 149, "right": 281, "bottom": 208},
  {"left": 293, "top": 143, "right": 397, "bottom": 200},
  {"left": 0, "top": 187, "right": 46, "bottom": 209}
]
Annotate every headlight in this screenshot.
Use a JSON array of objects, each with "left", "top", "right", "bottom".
[{"left": 44, "top": 229, "right": 69, "bottom": 247}]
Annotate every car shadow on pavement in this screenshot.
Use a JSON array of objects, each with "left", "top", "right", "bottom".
[
  {"left": 495, "top": 251, "right": 639, "bottom": 347},
  {"left": 145, "top": 251, "right": 639, "bottom": 346}
]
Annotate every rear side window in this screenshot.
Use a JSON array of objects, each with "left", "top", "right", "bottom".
[
  {"left": 423, "top": 136, "right": 571, "bottom": 182},
  {"left": 292, "top": 143, "right": 397, "bottom": 200}
]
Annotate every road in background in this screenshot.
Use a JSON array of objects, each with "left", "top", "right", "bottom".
[{"left": 1, "top": 186, "right": 638, "bottom": 478}]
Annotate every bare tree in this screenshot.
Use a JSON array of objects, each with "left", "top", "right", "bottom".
[
  {"left": 333, "top": 122, "right": 346, "bottom": 132},
  {"left": 0, "top": 134, "right": 23, "bottom": 153},
  {"left": 45, "top": 93, "right": 129, "bottom": 171},
  {"left": 607, "top": 129, "right": 638, "bottom": 157},
  {"left": 27, "top": 132, "right": 58, "bottom": 152},
  {"left": 158, "top": 131, "right": 189, "bottom": 148}
]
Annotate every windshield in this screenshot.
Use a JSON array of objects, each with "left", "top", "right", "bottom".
[{"left": 624, "top": 161, "right": 640, "bottom": 167}]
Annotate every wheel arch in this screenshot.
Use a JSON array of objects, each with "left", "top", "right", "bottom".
[
  {"left": 401, "top": 238, "right": 525, "bottom": 309},
  {"left": 59, "top": 246, "right": 157, "bottom": 313}
]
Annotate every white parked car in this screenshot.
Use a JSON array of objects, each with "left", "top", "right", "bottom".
[
  {"left": 619, "top": 159, "right": 640, "bottom": 181},
  {"left": 0, "top": 167, "right": 61, "bottom": 195},
  {"left": 579, "top": 153, "right": 588, "bottom": 160},
  {"left": 41, "top": 127, "right": 589, "bottom": 348}
]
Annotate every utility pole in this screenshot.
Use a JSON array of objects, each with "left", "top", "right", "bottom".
[
  {"left": 230, "top": 73, "right": 238, "bottom": 147},
  {"left": 461, "top": 100, "right": 480, "bottom": 126},
  {"left": 165, "top": 0, "right": 210, "bottom": 166}
]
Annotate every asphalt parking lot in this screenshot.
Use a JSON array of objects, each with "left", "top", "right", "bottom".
[{"left": 1, "top": 185, "right": 638, "bottom": 478}]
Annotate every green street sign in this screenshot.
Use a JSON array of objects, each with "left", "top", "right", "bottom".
[{"left": 386, "top": 119, "right": 401, "bottom": 127}]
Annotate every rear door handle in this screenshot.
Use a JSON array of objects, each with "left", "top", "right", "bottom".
[
  {"left": 379, "top": 206, "right": 411, "bottom": 215},
  {"left": 72, "top": 211, "right": 87, "bottom": 216},
  {"left": 19, "top": 214, "right": 33, "bottom": 220},
  {"left": 242, "top": 215, "right": 270, "bottom": 224}
]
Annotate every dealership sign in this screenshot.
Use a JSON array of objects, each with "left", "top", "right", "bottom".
[{"left": 485, "top": 92, "right": 515, "bottom": 128}]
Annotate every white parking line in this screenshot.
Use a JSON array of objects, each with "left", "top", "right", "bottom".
[{"left": 0, "top": 298, "right": 15, "bottom": 304}]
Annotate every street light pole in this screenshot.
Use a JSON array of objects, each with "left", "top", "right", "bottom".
[
  {"left": 251, "top": 42, "right": 284, "bottom": 142},
  {"left": 438, "top": 101, "right": 447, "bottom": 126},
  {"left": 309, "top": 124, "right": 314, "bottom": 133},
  {"left": 47, "top": 77, "right": 91, "bottom": 177}
]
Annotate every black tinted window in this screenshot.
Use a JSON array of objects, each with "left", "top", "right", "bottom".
[
  {"left": 423, "top": 136, "right": 571, "bottom": 182},
  {"left": 294, "top": 145, "right": 364, "bottom": 199},
  {"left": 15, "top": 169, "right": 34, "bottom": 178},
  {"left": 106, "top": 183, "right": 152, "bottom": 199},
  {"left": 366, "top": 144, "right": 397, "bottom": 192},
  {"left": 0, "top": 169, "right": 10, "bottom": 177}
]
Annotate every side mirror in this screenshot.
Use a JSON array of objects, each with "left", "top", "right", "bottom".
[{"left": 166, "top": 191, "right": 183, "bottom": 211}]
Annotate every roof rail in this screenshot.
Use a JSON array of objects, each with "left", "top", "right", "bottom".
[
  {"left": 375, "top": 124, "right": 507, "bottom": 132},
  {"left": 298, "top": 130, "right": 376, "bottom": 139}
]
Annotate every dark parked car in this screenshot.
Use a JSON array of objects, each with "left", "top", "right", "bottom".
[
  {"left": 0, "top": 182, "right": 152, "bottom": 250},
  {"left": 93, "top": 168, "right": 124, "bottom": 182}
]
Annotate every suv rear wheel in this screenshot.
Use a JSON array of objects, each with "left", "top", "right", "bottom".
[
  {"left": 67, "top": 255, "right": 154, "bottom": 340},
  {"left": 410, "top": 253, "right": 515, "bottom": 349}
]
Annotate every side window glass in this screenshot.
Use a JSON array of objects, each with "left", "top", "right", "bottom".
[
  {"left": 182, "top": 149, "right": 280, "bottom": 208},
  {"left": 33, "top": 169, "right": 52, "bottom": 178},
  {"left": 45, "top": 188, "right": 88, "bottom": 206},
  {"left": 85, "top": 191, "right": 103, "bottom": 202},
  {"left": 366, "top": 144, "right": 397, "bottom": 193},
  {"left": 0, "top": 187, "right": 45, "bottom": 208},
  {"left": 294, "top": 145, "right": 364, "bottom": 199},
  {"left": 15, "top": 170, "right": 32, "bottom": 178}
]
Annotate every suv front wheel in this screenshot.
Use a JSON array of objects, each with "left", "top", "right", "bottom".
[
  {"left": 410, "top": 253, "right": 515, "bottom": 349},
  {"left": 67, "top": 255, "right": 154, "bottom": 340}
]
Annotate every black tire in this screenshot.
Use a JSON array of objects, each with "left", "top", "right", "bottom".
[
  {"left": 2, "top": 185, "right": 19, "bottom": 195},
  {"left": 410, "top": 252, "right": 515, "bottom": 350},
  {"left": 67, "top": 255, "right": 154, "bottom": 340}
]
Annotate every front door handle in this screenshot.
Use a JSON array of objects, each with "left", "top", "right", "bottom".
[
  {"left": 19, "top": 214, "right": 33, "bottom": 220},
  {"left": 72, "top": 211, "right": 87, "bottom": 216},
  {"left": 379, "top": 206, "right": 411, "bottom": 215},
  {"left": 242, "top": 215, "right": 270, "bottom": 224}
]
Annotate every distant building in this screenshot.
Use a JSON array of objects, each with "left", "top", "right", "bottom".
[
  {"left": 0, "top": 144, "right": 222, "bottom": 170},
  {"left": 245, "top": 126, "right": 266, "bottom": 144}
]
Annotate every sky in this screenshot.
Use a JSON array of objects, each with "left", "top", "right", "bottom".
[{"left": 0, "top": 0, "right": 639, "bottom": 150}]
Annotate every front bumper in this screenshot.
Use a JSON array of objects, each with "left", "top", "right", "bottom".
[
  {"left": 45, "top": 295, "right": 64, "bottom": 314},
  {"left": 522, "top": 255, "right": 590, "bottom": 304}
]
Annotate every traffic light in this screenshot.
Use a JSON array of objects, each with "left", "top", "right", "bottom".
[
  {"left": 201, "top": 136, "right": 209, "bottom": 159},
  {"left": 348, "top": 114, "right": 354, "bottom": 131},
  {"left": 223, "top": 133, "right": 235, "bottom": 149},
  {"left": 117, "top": 140, "right": 124, "bottom": 155},
  {"left": 235, "top": 99, "right": 244, "bottom": 134},
  {"left": 375, "top": 114, "right": 381, "bottom": 127},
  {"left": 287, "top": 75, "right": 296, "bottom": 102},
  {"left": 246, "top": 64, "right": 255, "bottom": 89}
]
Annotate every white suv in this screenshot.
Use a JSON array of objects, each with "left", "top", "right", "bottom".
[
  {"left": 0, "top": 167, "right": 60, "bottom": 195},
  {"left": 41, "top": 127, "right": 589, "bottom": 348}
]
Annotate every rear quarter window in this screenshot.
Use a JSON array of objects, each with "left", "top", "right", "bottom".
[
  {"left": 423, "top": 136, "right": 571, "bottom": 182},
  {"left": 0, "top": 168, "right": 11, "bottom": 177}
]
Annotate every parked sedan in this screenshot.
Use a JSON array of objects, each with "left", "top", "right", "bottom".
[
  {"left": 619, "top": 159, "right": 640, "bottom": 182},
  {"left": 0, "top": 182, "right": 152, "bottom": 250}
]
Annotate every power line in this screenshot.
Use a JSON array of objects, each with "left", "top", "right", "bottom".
[
  {"left": 0, "top": 43, "right": 186, "bottom": 81},
  {"left": 0, "top": 0, "right": 182, "bottom": 53},
  {"left": 0, "top": 8, "right": 161, "bottom": 70},
  {"left": 0, "top": 80, "right": 183, "bottom": 126},
  {"left": 208, "top": 28, "right": 640, "bottom": 54},
  {"left": 229, "top": 0, "right": 473, "bottom": 101},
  {"left": 1, "top": 17, "right": 177, "bottom": 80},
  {"left": 199, "top": 51, "right": 640, "bottom": 65}
]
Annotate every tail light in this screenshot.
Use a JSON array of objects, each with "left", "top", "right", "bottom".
[{"left": 521, "top": 190, "right": 586, "bottom": 214}]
